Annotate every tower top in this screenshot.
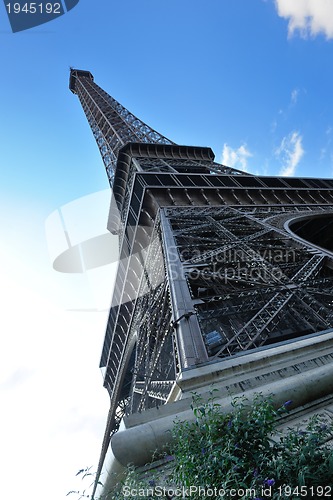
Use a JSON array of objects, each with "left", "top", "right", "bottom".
[
  {"left": 69, "top": 68, "right": 175, "bottom": 184},
  {"left": 69, "top": 68, "right": 94, "bottom": 94}
]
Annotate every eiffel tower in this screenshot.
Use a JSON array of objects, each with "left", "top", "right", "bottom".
[{"left": 69, "top": 69, "right": 333, "bottom": 496}]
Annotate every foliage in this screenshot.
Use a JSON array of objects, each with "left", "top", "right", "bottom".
[
  {"left": 68, "top": 393, "right": 333, "bottom": 499},
  {"left": 67, "top": 463, "right": 164, "bottom": 500},
  {"left": 103, "top": 465, "right": 150, "bottom": 500},
  {"left": 170, "top": 391, "right": 333, "bottom": 499},
  {"left": 273, "top": 415, "right": 333, "bottom": 493},
  {"left": 66, "top": 466, "right": 99, "bottom": 499}
]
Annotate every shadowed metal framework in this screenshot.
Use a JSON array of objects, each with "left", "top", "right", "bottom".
[{"left": 70, "top": 69, "right": 333, "bottom": 478}]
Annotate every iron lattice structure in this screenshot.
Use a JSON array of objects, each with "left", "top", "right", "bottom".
[
  {"left": 70, "top": 69, "right": 333, "bottom": 479},
  {"left": 69, "top": 69, "right": 174, "bottom": 185}
]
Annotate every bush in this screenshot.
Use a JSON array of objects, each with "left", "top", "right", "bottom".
[
  {"left": 69, "top": 393, "right": 333, "bottom": 499},
  {"left": 171, "top": 391, "right": 333, "bottom": 499}
]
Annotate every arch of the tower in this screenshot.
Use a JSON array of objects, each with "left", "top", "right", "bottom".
[{"left": 288, "top": 213, "right": 333, "bottom": 254}]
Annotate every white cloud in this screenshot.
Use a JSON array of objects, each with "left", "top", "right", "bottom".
[
  {"left": 276, "top": 131, "right": 304, "bottom": 176},
  {"left": 291, "top": 88, "right": 299, "bottom": 105},
  {"left": 221, "top": 143, "right": 252, "bottom": 172},
  {"left": 275, "top": 0, "right": 333, "bottom": 39}
]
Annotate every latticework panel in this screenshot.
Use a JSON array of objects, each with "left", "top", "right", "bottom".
[
  {"left": 165, "top": 205, "right": 333, "bottom": 358},
  {"left": 101, "top": 216, "right": 178, "bottom": 438},
  {"left": 125, "top": 219, "right": 177, "bottom": 414}
]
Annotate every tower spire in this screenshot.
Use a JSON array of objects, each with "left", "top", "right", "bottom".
[{"left": 69, "top": 69, "right": 175, "bottom": 185}]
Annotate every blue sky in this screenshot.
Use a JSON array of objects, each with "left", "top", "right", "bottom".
[{"left": 1, "top": 1, "right": 333, "bottom": 498}]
